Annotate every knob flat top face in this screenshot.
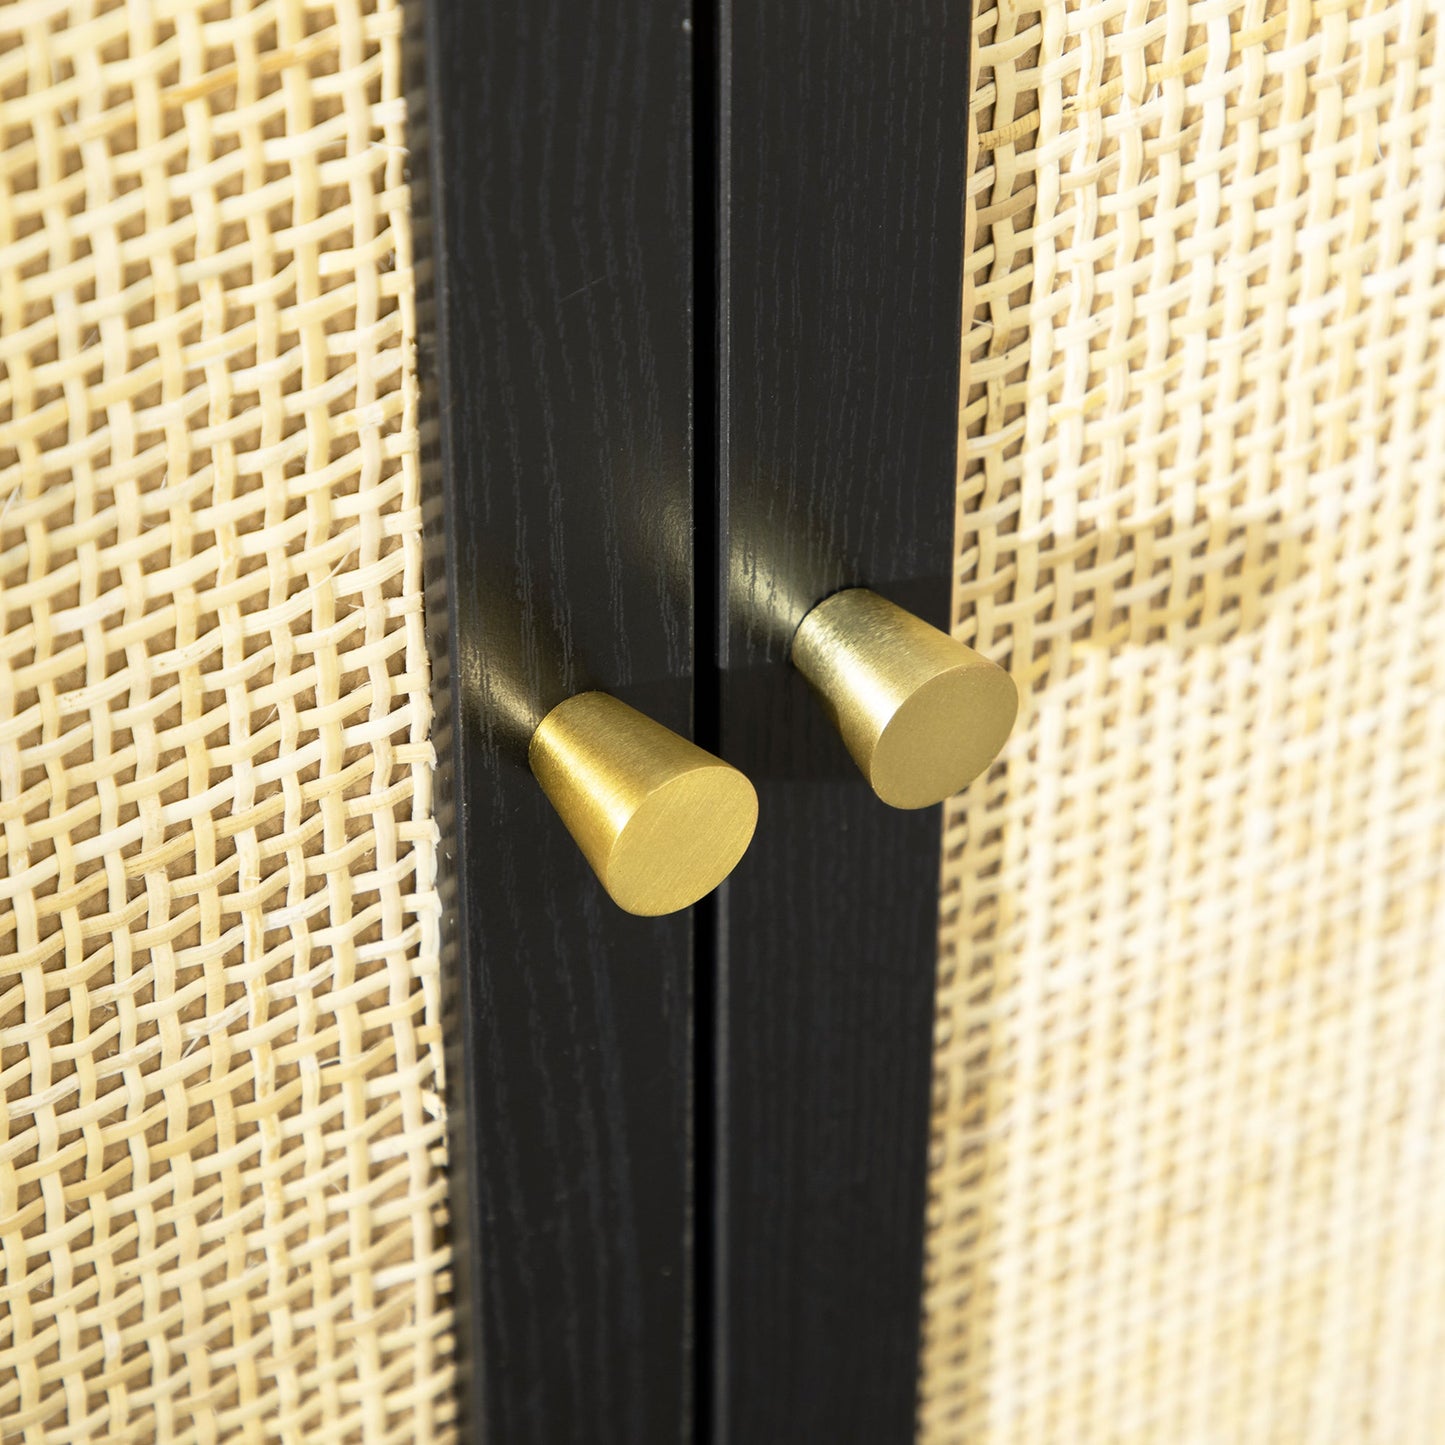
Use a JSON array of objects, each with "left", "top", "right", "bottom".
[
  {"left": 530, "top": 691, "right": 759, "bottom": 916},
  {"left": 792, "top": 588, "right": 1019, "bottom": 809},
  {"left": 870, "top": 661, "right": 1018, "bottom": 809},
  {"left": 603, "top": 763, "right": 758, "bottom": 916}
]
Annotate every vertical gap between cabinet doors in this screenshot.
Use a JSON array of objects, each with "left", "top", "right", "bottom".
[{"left": 691, "top": 0, "right": 724, "bottom": 1440}]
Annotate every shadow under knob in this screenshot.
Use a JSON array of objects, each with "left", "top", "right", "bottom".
[
  {"left": 530, "top": 691, "right": 758, "bottom": 916},
  {"left": 791, "top": 588, "right": 1018, "bottom": 809}
]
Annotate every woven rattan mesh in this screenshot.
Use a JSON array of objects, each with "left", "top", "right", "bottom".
[
  {"left": 922, "top": 0, "right": 1445, "bottom": 1439},
  {"left": 0, "top": 2, "right": 456, "bottom": 1439}
]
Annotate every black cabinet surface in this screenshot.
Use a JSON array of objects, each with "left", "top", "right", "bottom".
[{"left": 415, "top": 2, "right": 968, "bottom": 1440}]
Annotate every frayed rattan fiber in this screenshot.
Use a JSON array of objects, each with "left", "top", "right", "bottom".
[
  {"left": 923, "top": 0, "right": 1445, "bottom": 1440},
  {"left": 0, "top": 2, "right": 456, "bottom": 1440}
]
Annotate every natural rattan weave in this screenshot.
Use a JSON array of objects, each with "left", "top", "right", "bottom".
[
  {"left": 922, "top": 0, "right": 1445, "bottom": 1439},
  {"left": 0, "top": 2, "right": 456, "bottom": 1439}
]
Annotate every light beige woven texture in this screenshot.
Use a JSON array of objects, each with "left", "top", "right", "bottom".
[
  {"left": 923, "top": 0, "right": 1445, "bottom": 1439},
  {"left": 0, "top": 1, "right": 456, "bottom": 1440}
]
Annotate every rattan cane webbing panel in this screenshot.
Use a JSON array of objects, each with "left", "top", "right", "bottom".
[
  {"left": 923, "top": 0, "right": 1445, "bottom": 1440},
  {"left": 0, "top": 2, "right": 456, "bottom": 1440}
]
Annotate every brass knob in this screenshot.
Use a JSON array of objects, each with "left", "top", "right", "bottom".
[
  {"left": 791, "top": 588, "right": 1018, "bottom": 809},
  {"left": 529, "top": 692, "right": 758, "bottom": 916}
]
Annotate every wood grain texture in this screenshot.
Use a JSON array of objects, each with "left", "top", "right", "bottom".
[
  {"left": 709, "top": 3, "right": 969, "bottom": 1440},
  {"left": 414, "top": 1, "right": 696, "bottom": 1439}
]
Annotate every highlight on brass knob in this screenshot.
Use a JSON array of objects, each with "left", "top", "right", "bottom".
[
  {"left": 529, "top": 692, "right": 758, "bottom": 916},
  {"left": 791, "top": 588, "right": 1018, "bottom": 809}
]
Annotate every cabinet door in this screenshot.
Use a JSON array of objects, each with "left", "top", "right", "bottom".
[{"left": 418, "top": 2, "right": 698, "bottom": 1440}]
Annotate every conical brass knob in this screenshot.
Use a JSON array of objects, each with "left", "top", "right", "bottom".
[
  {"left": 792, "top": 588, "right": 1018, "bottom": 809},
  {"left": 529, "top": 692, "right": 758, "bottom": 916}
]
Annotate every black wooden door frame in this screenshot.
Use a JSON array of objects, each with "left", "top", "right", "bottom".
[
  {"left": 412, "top": 1, "right": 697, "bottom": 1440},
  {"left": 413, "top": 0, "right": 968, "bottom": 1440},
  {"left": 705, "top": 3, "right": 969, "bottom": 1440}
]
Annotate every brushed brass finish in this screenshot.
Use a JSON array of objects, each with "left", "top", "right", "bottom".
[
  {"left": 792, "top": 588, "right": 1018, "bottom": 809},
  {"left": 529, "top": 692, "right": 758, "bottom": 916}
]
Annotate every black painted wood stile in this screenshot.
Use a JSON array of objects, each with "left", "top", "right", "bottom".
[
  {"left": 415, "top": 2, "right": 697, "bottom": 1440},
  {"left": 706, "top": 3, "right": 969, "bottom": 1441}
]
